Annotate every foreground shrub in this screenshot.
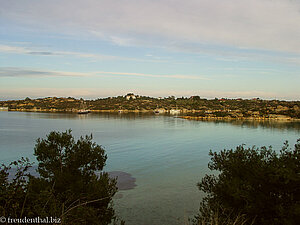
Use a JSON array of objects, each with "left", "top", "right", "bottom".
[
  {"left": 194, "top": 139, "right": 300, "bottom": 225},
  {"left": 0, "top": 130, "right": 122, "bottom": 225}
]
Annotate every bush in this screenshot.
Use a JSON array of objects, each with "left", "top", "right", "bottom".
[
  {"left": 0, "top": 158, "right": 32, "bottom": 218},
  {"left": 194, "top": 139, "right": 300, "bottom": 225},
  {"left": 0, "top": 130, "right": 122, "bottom": 225}
]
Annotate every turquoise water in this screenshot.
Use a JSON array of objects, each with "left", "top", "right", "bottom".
[{"left": 0, "top": 111, "right": 299, "bottom": 224}]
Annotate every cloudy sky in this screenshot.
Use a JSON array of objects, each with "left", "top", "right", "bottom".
[{"left": 1, "top": 0, "right": 300, "bottom": 100}]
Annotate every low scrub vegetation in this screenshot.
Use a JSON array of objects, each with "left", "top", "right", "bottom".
[
  {"left": 194, "top": 139, "right": 300, "bottom": 225},
  {"left": 0, "top": 130, "right": 123, "bottom": 225}
]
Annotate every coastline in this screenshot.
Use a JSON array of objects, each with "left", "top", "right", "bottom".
[
  {"left": 179, "top": 115, "right": 300, "bottom": 122},
  {"left": 4, "top": 108, "right": 300, "bottom": 122}
]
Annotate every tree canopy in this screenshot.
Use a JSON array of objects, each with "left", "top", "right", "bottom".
[
  {"left": 194, "top": 139, "right": 300, "bottom": 225},
  {"left": 0, "top": 130, "right": 121, "bottom": 224}
]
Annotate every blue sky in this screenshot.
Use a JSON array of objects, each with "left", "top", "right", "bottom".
[{"left": 0, "top": 0, "right": 300, "bottom": 100}]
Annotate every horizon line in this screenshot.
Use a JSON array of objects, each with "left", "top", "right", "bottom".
[{"left": 1, "top": 95, "right": 299, "bottom": 102}]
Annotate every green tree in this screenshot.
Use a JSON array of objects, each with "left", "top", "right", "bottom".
[
  {"left": 194, "top": 139, "right": 300, "bottom": 225},
  {"left": 0, "top": 130, "right": 121, "bottom": 225},
  {"left": 0, "top": 158, "right": 32, "bottom": 218}
]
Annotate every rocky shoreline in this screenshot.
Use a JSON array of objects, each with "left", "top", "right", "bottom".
[{"left": 180, "top": 115, "right": 300, "bottom": 122}]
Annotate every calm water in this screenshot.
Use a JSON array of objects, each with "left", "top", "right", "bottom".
[{"left": 0, "top": 111, "right": 300, "bottom": 225}]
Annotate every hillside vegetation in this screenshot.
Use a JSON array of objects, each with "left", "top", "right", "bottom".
[{"left": 1, "top": 95, "right": 300, "bottom": 120}]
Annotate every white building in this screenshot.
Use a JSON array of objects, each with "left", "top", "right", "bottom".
[
  {"left": 170, "top": 109, "right": 181, "bottom": 114},
  {"left": 125, "top": 93, "right": 136, "bottom": 100}
]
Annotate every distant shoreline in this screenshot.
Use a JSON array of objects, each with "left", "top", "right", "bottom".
[
  {"left": 179, "top": 115, "right": 300, "bottom": 122},
  {"left": 2, "top": 108, "right": 300, "bottom": 122},
  {"left": 1, "top": 95, "right": 300, "bottom": 121}
]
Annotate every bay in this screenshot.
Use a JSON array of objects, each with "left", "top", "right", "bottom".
[{"left": 0, "top": 111, "right": 299, "bottom": 225}]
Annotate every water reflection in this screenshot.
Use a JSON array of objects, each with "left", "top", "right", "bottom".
[
  {"left": 21, "top": 111, "right": 157, "bottom": 121},
  {"left": 18, "top": 111, "right": 300, "bottom": 132},
  {"left": 191, "top": 119, "right": 300, "bottom": 132}
]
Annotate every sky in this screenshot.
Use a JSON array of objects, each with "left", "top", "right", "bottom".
[{"left": 0, "top": 0, "right": 300, "bottom": 100}]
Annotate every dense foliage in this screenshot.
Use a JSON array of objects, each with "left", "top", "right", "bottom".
[
  {"left": 1, "top": 95, "right": 299, "bottom": 118},
  {"left": 0, "top": 130, "right": 121, "bottom": 224},
  {"left": 194, "top": 140, "right": 300, "bottom": 225}
]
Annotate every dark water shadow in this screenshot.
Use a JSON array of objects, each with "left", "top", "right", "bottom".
[
  {"left": 108, "top": 171, "right": 137, "bottom": 190},
  {"left": 7, "top": 166, "right": 137, "bottom": 193}
]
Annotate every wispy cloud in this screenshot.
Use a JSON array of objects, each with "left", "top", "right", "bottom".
[
  {"left": 1, "top": 0, "right": 300, "bottom": 54},
  {"left": 94, "top": 71, "right": 209, "bottom": 80},
  {"left": 0, "top": 67, "right": 209, "bottom": 80},
  {"left": 167, "top": 42, "right": 300, "bottom": 65},
  {"left": 0, "top": 44, "right": 112, "bottom": 59},
  {"left": 0, "top": 67, "right": 89, "bottom": 77},
  {"left": 0, "top": 44, "right": 166, "bottom": 63}
]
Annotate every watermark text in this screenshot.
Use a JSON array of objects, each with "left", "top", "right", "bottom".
[{"left": 0, "top": 216, "right": 61, "bottom": 224}]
